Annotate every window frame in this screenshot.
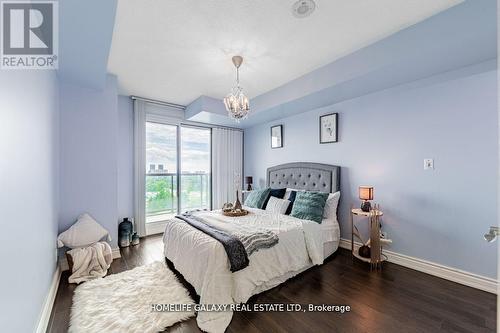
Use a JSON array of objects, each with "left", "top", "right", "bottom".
[{"left": 144, "top": 115, "right": 212, "bottom": 234}]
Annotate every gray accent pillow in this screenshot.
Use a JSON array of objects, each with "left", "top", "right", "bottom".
[
  {"left": 244, "top": 188, "right": 271, "bottom": 209},
  {"left": 290, "top": 191, "right": 329, "bottom": 223}
]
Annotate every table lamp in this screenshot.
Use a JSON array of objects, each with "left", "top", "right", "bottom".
[
  {"left": 359, "top": 186, "right": 374, "bottom": 212},
  {"left": 245, "top": 176, "right": 253, "bottom": 191}
]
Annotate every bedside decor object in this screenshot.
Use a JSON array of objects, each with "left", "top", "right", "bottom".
[
  {"left": 358, "top": 245, "right": 371, "bottom": 258},
  {"left": 319, "top": 113, "right": 338, "bottom": 143},
  {"left": 118, "top": 217, "right": 133, "bottom": 248},
  {"left": 271, "top": 125, "right": 283, "bottom": 148},
  {"left": 484, "top": 226, "right": 499, "bottom": 242},
  {"left": 131, "top": 232, "right": 140, "bottom": 246},
  {"left": 222, "top": 208, "right": 249, "bottom": 217},
  {"left": 359, "top": 185, "right": 374, "bottom": 212},
  {"left": 245, "top": 176, "right": 253, "bottom": 190},
  {"left": 233, "top": 172, "right": 243, "bottom": 210},
  {"left": 350, "top": 204, "right": 392, "bottom": 270},
  {"left": 234, "top": 190, "right": 243, "bottom": 210},
  {"left": 221, "top": 196, "right": 249, "bottom": 217},
  {"left": 222, "top": 202, "right": 234, "bottom": 212}
]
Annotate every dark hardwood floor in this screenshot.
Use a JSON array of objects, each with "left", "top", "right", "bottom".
[{"left": 47, "top": 235, "right": 497, "bottom": 333}]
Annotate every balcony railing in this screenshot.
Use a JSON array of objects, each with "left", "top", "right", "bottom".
[{"left": 145, "top": 172, "right": 210, "bottom": 222}]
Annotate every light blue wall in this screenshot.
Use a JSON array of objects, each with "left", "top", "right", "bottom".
[
  {"left": 0, "top": 71, "right": 59, "bottom": 331},
  {"left": 59, "top": 75, "right": 119, "bottom": 247},
  {"left": 244, "top": 68, "right": 498, "bottom": 278},
  {"left": 59, "top": 0, "right": 117, "bottom": 89}
]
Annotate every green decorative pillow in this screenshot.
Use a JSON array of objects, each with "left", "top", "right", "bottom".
[
  {"left": 244, "top": 188, "right": 271, "bottom": 209},
  {"left": 290, "top": 191, "right": 329, "bottom": 223}
]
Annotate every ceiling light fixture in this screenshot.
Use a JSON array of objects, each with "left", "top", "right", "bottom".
[
  {"left": 223, "top": 55, "right": 250, "bottom": 122},
  {"left": 292, "top": 0, "right": 316, "bottom": 18}
]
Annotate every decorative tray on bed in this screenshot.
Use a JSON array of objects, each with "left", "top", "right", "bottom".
[{"left": 222, "top": 209, "right": 249, "bottom": 217}]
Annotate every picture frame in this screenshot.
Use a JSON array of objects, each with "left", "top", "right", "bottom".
[
  {"left": 319, "top": 113, "right": 338, "bottom": 143},
  {"left": 271, "top": 125, "right": 283, "bottom": 148}
]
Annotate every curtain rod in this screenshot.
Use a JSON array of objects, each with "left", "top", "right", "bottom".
[
  {"left": 131, "top": 95, "right": 244, "bottom": 132},
  {"left": 130, "top": 95, "right": 186, "bottom": 110},
  {"left": 182, "top": 120, "right": 244, "bottom": 132}
]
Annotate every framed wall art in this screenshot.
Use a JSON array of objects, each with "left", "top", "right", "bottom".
[
  {"left": 271, "top": 125, "right": 283, "bottom": 148},
  {"left": 319, "top": 113, "right": 338, "bottom": 143}
]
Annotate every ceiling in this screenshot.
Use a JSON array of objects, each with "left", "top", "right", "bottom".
[{"left": 108, "top": 0, "right": 463, "bottom": 106}]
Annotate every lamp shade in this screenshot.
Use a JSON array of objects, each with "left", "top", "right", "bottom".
[
  {"left": 245, "top": 176, "right": 253, "bottom": 184},
  {"left": 359, "top": 186, "right": 374, "bottom": 200}
]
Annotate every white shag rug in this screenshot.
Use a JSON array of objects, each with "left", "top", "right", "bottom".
[{"left": 69, "top": 261, "right": 195, "bottom": 333}]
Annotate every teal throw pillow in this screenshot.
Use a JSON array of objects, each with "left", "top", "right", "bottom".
[
  {"left": 244, "top": 188, "right": 271, "bottom": 209},
  {"left": 290, "top": 191, "right": 329, "bottom": 223}
]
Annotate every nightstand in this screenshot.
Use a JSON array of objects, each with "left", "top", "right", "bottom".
[
  {"left": 350, "top": 205, "right": 392, "bottom": 270},
  {"left": 241, "top": 190, "right": 252, "bottom": 201}
]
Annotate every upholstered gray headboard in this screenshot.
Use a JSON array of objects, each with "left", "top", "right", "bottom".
[{"left": 266, "top": 162, "right": 340, "bottom": 193}]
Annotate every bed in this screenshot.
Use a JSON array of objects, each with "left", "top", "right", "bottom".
[{"left": 162, "top": 162, "right": 341, "bottom": 332}]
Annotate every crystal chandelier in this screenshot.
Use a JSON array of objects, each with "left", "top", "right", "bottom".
[{"left": 223, "top": 56, "right": 250, "bottom": 122}]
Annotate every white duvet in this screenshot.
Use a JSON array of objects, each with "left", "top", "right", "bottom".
[{"left": 162, "top": 207, "right": 325, "bottom": 333}]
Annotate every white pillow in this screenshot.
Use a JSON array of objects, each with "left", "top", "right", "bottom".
[
  {"left": 57, "top": 213, "right": 112, "bottom": 248},
  {"left": 265, "top": 196, "right": 290, "bottom": 215},
  {"left": 323, "top": 191, "right": 341, "bottom": 220}
]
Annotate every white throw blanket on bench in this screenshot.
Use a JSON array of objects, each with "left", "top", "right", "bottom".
[{"left": 68, "top": 242, "right": 113, "bottom": 284}]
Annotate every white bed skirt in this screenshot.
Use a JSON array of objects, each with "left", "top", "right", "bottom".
[{"left": 243, "top": 239, "right": 339, "bottom": 298}]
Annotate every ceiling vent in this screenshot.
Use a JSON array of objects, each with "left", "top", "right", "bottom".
[{"left": 292, "top": 0, "right": 316, "bottom": 18}]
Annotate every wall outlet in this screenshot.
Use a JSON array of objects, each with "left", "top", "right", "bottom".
[
  {"left": 381, "top": 231, "right": 388, "bottom": 239},
  {"left": 424, "top": 158, "right": 434, "bottom": 170}
]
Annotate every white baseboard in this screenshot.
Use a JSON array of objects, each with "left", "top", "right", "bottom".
[
  {"left": 145, "top": 220, "right": 167, "bottom": 236},
  {"left": 35, "top": 265, "right": 61, "bottom": 333},
  {"left": 36, "top": 247, "right": 122, "bottom": 332},
  {"left": 37, "top": 248, "right": 121, "bottom": 331},
  {"left": 58, "top": 247, "right": 122, "bottom": 271},
  {"left": 339, "top": 238, "right": 498, "bottom": 294},
  {"left": 112, "top": 248, "right": 121, "bottom": 258}
]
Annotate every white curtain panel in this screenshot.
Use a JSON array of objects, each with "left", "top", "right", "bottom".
[
  {"left": 212, "top": 128, "right": 243, "bottom": 209},
  {"left": 133, "top": 100, "right": 185, "bottom": 237},
  {"left": 133, "top": 99, "right": 147, "bottom": 237}
]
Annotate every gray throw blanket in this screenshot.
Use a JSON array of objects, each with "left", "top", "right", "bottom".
[{"left": 176, "top": 212, "right": 278, "bottom": 272}]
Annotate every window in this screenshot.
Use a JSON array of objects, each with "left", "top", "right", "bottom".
[
  {"left": 180, "top": 126, "right": 211, "bottom": 212},
  {"left": 144, "top": 122, "right": 211, "bottom": 233},
  {"left": 145, "top": 122, "right": 178, "bottom": 223}
]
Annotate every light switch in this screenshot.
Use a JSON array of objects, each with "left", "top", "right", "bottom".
[{"left": 424, "top": 159, "right": 434, "bottom": 170}]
